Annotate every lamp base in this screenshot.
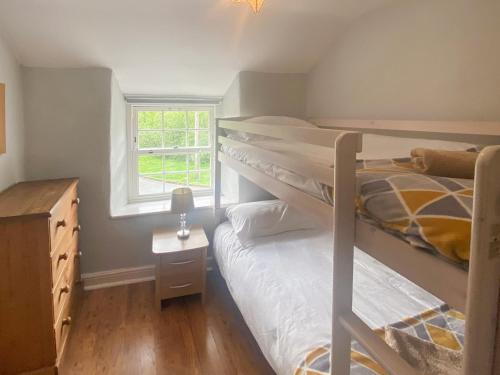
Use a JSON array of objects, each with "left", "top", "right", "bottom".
[{"left": 177, "top": 228, "right": 191, "bottom": 239}]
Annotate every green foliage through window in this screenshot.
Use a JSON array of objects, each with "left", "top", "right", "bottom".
[{"left": 135, "top": 109, "right": 213, "bottom": 196}]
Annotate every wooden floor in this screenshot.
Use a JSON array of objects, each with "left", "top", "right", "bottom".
[{"left": 61, "top": 272, "right": 275, "bottom": 375}]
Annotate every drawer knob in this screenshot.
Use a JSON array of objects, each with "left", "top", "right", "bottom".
[
  {"left": 169, "top": 283, "right": 193, "bottom": 289},
  {"left": 58, "top": 252, "right": 69, "bottom": 261},
  {"left": 76, "top": 250, "right": 83, "bottom": 258},
  {"left": 73, "top": 225, "right": 81, "bottom": 233},
  {"left": 62, "top": 317, "right": 72, "bottom": 326},
  {"left": 56, "top": 220, "right": 66, "bottom": 228},
  {"left": 60, "top": 285, "right": 70, "bottom": 294},
  {"left": 72, "top": 197, "right": 81, "bottom": 206}
]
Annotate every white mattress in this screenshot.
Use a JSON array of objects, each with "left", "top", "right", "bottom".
[
  {"left": 213, "top": 222, "right": 444, "bottom": 375},
  {"left": 221, "top": 138, "right": 333, "bottom": 203}
]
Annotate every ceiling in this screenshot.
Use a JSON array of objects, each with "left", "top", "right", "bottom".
[{"left": 0, "top": 0, "right": 393, "bottom": 96}]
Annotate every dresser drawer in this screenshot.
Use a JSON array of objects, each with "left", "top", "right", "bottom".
[
  {"left": 51, "top": 230, "right": 78, "bottom": 286},
  {"left": 49, "top": 186, "right": 79, "bottom": 251},
  {"left": 52, "top": 252, "right": 76, "bottom": 321},
  {"left": 54, "top": 285, "right": 75, "bottom": 360}
]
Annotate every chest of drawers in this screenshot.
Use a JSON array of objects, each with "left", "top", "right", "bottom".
[{"left": 0, "top": 178, "right": 81, "bottom": 375}]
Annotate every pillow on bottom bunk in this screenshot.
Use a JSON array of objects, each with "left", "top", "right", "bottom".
[{"left": 226, "top": 200, "right": 316, "bottom": 246}]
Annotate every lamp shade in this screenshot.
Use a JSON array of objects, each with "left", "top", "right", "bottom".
[{"left": 170, "top": 187, "right": 195, "bottom": 214}]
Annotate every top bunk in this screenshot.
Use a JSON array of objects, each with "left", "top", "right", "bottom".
[{"left": 214, "top": 116, "right": 500, "bottom": 313}]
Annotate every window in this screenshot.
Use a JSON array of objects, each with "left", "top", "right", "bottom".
[{"left": 129, "top": 105, "right": 215, "bottom": 202}]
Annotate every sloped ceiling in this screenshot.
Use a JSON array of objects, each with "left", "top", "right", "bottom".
[{"left": 0, "top": 0, "right": 394, "bottom": 96}]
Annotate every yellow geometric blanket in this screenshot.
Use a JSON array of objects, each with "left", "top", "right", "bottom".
[
  {"left": 294, "top": 305, "right": 465, "bottom": 375},
  {"left": 342, "top": 158, "right": 473, "bottom": 265}
]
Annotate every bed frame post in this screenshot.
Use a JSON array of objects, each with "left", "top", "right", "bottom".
[
  {"left": 463, "top": 146, "right": 500, "bottom": 375},
  {"left": 214, "top": 118, "right": 222, "bottom": 211},
  {"left": 331, "top": 132, "right": 360, "bottom": 375}
]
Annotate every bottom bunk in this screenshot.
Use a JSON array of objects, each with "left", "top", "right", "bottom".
[{"left": 213, "top": 206, "right": 463, "bottom": 375}]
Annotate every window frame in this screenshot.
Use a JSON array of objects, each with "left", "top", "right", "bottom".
[{"left": 127, "top": 103, "right": 216, "bottom": 203}]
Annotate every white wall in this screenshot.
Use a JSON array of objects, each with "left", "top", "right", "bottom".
[
  {"left": 307, "top": 0, "right": 500, "bottom": 122},
  {"left": 221, "top": 71, "right": 307, "bottom": 202},
  {"left": 0, "top": 34, "right": 24, "bottom": 191},
  {"left": 109, "top": 74, "right": 128, "bottom": 213},
  {"left": 239, "top": 71, "right": 307, "bottom": 118},
  {"left": 224, "top": 71, "right": 307, "bottom": 119},
  {"left": 23, "top": 67, "right": 217, "bottom": 274},
  {"left": 222, "top": 76, "right": 241, "bottom": 118}
]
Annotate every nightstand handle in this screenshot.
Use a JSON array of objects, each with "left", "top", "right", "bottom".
[
  {"left": 169, "top": 283, "right": 192, "bottom": 289},
  {"left": 168, "top": 260, "right": 196, "bottom": 266}
]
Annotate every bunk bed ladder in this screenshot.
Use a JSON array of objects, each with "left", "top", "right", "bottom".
[{"left": 331, "top": 132, "right": 420, "bottom": 375}]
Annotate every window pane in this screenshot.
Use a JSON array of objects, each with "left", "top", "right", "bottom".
[
  {"left": 164, "top": 155, "right": 187, "bottom": 172},
  {"left": 164, "top": 111, "right": 186, "bottom": 129},
  {"left": 187, "top": 112, "right": 196, "bottom": 129},
  {"left": 164, "top": 172, "right": 187, "bottom": 186},
  {"left": 189, "top": 171, "right": 211, "bottom": 187},
  {"left": 138, "top": 111, "right": 162, "bottom": 130},
  {"left": 138, "top": 131, "right": 162, "bottom": 149},
  {"left": 187, "top": 130, "right": 209, "bottom": 147},
  {"left": 198, "top": 112, "right": 209, "bottom": 129},
  {"left": 138, "top": 155, "right": 162, "bottom": 174},
  {"left": 139, "top": 174, "right": 164, "bottom": 195},
  {"left": 188, "top": 152, "right": 211, "bottom": 170},
  {"left": 187, "top": 111, "right": 210, "bottom": 129},
  {"left": 200, "top": 152, "right": 211, "bottom": 169},
  {"left": 164, "top": 131, "right": 186, "bottom": 148}
]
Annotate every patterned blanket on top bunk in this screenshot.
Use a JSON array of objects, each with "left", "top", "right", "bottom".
[
  {"left": 351, "top": 159, "right": 473, "bottom": 265},
  {"left": 294, "top": 306, "right": 465, "bottom": 375},
  {"left": 221, "top": 140, "right": 473, "bottom": 264}
]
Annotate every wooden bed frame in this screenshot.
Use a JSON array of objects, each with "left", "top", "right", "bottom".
[{"left": 213, "top": 117, "right": 500, "bottom": 375}]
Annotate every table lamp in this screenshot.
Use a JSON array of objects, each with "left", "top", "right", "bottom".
[{"left": 170, "top": 187, "right": 195, "bottom": 239}]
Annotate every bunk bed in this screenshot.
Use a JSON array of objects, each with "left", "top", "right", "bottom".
[{"left": 213, "top": 117, "right": 500, "bottom": 375}]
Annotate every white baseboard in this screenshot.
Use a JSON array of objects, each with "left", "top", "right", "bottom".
[
  {"left": 81, "top": 257, "right": 215, "bottom": 291},
  {"left": 82, "top": 265, "right": 155, "bottom": 291}
]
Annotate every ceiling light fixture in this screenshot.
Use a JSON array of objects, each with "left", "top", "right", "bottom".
[{"left": 233, "top": 0, "right": 265, "bottom": 13}]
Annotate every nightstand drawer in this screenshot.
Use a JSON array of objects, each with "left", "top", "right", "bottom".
[
  {"left": 161, "top": 254, "right": 202, "bottom": 275},
  {"left": 162, "top": 248, "right": 202, "bottom": 264},
  {"left": 160, "top": 275, "right": 203, "bottom": 299}
]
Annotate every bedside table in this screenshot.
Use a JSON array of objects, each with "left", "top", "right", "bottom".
[{"left": 152, "top": 225, "right": 209, "bottom": 309}]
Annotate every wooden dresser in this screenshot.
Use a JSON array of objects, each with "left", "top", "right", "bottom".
[{"left": 0, "top": 178, "right": 81, "bottom": 375}]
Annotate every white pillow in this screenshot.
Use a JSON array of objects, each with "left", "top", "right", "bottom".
[
  {"left": 357, "top": 134, "right": 477, "bottom": 160},
  {"left": 226, "top": 200, "right": 315, "bottom": 246},
  {"left": 227, "top": 116, "right": 317, "bottom": 142}
]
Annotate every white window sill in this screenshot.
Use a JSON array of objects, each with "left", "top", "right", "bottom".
[{"left": 110, "top": 195, "right": 236, "bottom": 219}]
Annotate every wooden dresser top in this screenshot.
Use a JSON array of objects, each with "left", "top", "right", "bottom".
[{"left": 0, "top": 178, "right": 78, "bottom": 220}]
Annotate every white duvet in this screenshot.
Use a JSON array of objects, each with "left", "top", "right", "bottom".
[{"left": 213, "top": 222, "right": 444, "bottom": 375}]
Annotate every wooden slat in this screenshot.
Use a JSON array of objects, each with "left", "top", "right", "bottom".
[
  {"left": 340, "top": 312, "right": 420, "bottom": 375},
  {"left": 355, "top": 220, "right": 468, "bottom": 312},
  {"left": 312, "top": 118, "right": 500, "bottom": 137},
  {"left": 330, "top": 132, "right": 359, "bottom": 375},
  {"left": 464, "top": 146, "right": 500, "bottom": 375},
  {"left": 219, "top": 120, "right": 362, "bottom": 150},
  {"left": 218, "top": 135, "right": 334, "bottom": 186},
  {"left": 218, "top": 153, "right": 333, "bottom": 228}
]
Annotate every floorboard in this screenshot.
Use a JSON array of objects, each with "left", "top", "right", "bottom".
[{"left": 61, "top": 272, "right": 275, "bottom": 375}]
